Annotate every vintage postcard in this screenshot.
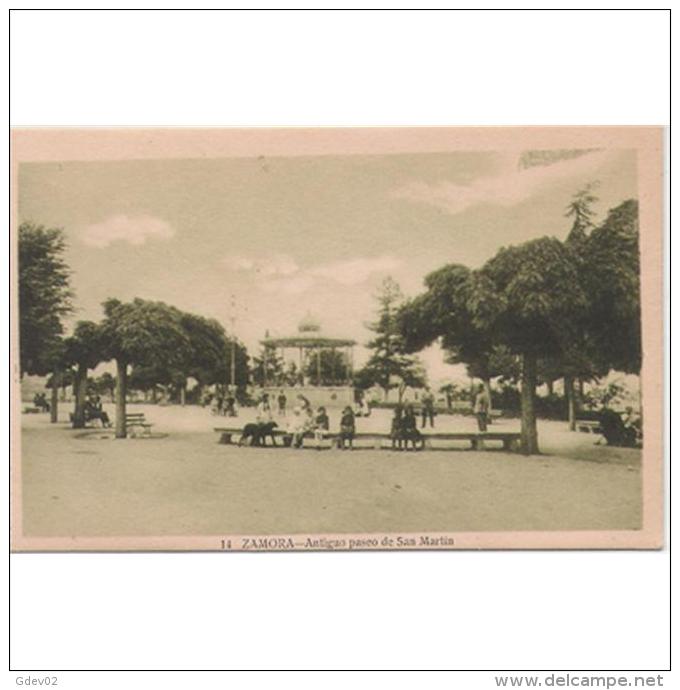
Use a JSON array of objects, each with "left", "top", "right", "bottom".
[{"left": 10, "top": 127, "right": 664, "bottom": 551}]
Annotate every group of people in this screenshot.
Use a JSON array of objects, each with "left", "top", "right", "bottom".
[
  {"left": 389, "top": 403, "right": 424, "bottom": 450},
  {"left": 210, "top": 391, "right": 237, "bottom": 417},
  {"left": 254, "top": 393, "right": 357, "bottom": 450},
  {"left": 240, "top": 384, "right": 493, "bottom": 450},
  {"left": 32, "top": 392, "right": 50, "bottom": 412}
]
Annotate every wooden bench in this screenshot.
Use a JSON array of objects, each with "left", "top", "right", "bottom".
[
  {"left": 214, "top": 427, "right": 521, "bottom": 452},
  {"left": 69, "top": 411, "right": 108, "bottom": 428},
  {"left": 420, "top": 432, "right": 520, "bottom": 451},
  {"left": 126, "top": 412, "right": 154, "bottom": 437},
  {"left": 575, "top": 419, "right": 602, "bottom": 434}
]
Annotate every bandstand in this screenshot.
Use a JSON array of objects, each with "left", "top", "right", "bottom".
[{"left": 260, "top": 315, "right": 357, "bottom": 408}]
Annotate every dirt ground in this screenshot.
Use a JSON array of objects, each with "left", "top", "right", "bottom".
[{"left": 18, "top": 403, "right": 642, "bottom": 537}]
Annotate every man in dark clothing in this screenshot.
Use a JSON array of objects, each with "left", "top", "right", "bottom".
[
  {"left": 277, "top": 390, "right": 287, "bottom": 416},
  {"left": 474, "top": 384, "right": 490, "bottom": 432},
  {"left": 421, "top": 388, "right": 435, "bottom": 428}
]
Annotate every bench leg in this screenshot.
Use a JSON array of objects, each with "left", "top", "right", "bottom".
[{"left": 218, "top": 432, "right": 232, "bottom": 445}]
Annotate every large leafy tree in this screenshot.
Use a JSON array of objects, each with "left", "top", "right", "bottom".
[
  {"left": 18, "top": 223, "right": 73, "bottom": 376},
  {"left": 356, "top": 277, "right": 426, "bottom": 400},
  {"left": 474, "top": 237, "right": 588, "bottom": 453},
  {"left": 100, "top": 298, "right": 191, "bottom": 437},
  {"left": 64, "top": 321, "right": 107, "bottom": 428},
  {"left": 181, "top": 313, "right": 248, "bottom": 390},
  {"left": 127, "top": 315, "right": 249, "bottom": 403},
  {"left": 398, "top": 264, "right": 517, "bottom": 403},
  {"left": 581, "top": 199, "right": 641, "bottom": 375}
]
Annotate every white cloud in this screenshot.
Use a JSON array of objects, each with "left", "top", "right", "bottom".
[
  {"left": 260, "top": 274, "right": 315, "bottom": 295},
  {"left": 392, "top": 149, "right": 612, "bottom": 216},
  {"left": 223, "top": 253, "right": 299, "bottom": 277},
  {"left": 310, "top": 255, "right": 403, "bottom": 286},
  {"left": 223, "top": 252, "right": 402, "bottom": 295},
  {"left": 81, "top": 214, "right": 175, "bottom": 248}
]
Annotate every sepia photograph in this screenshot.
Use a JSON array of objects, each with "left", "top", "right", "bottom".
[{"left": 10, "top": 127, "right": 664, "bottom": 551}]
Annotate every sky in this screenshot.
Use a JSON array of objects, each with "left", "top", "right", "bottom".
[{"left": 18, "top": 148, "right": 638, "bottom": 386}]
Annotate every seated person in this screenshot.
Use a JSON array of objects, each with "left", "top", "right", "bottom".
[
  {"left": 313, "top": 406, "right": 330, "bottom": 448},
  {"left": 402, "top": 403, "right": 423, "bottom": 450},
  {"left": 33, "top": 392, "right": 50, "bottom": 412},
  {"left": 390, "top": 404, "right": 404, "bottom": 450},
  {"left": 283, "top": 406, "right": 308, "bottom": 449},
  {"left": 83, "top": 396, "right": 111, "bottom": 427},
  {"left": 354, "top": 396, "right": 371, "bottom": 418},
  {"left": 338, "top": 406, "right": 355, "bottom": 450}
]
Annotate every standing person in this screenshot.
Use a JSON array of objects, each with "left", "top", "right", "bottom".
[
  {"left": 421, "top": 387, "right": 435, "bottom": 428},
  {"left": 277, "top": 389, "right": 287, "bottom": 417},
  {"left": 225, "top": 392, "right": 237, "bottom": 417},
  {"left": 474, "top": 384, "right": 490, "bottom": 432},
  {"left": 215, "top": 391, "right": 225, "bottom": 416},
  {"left": 338, "top": 406, "right": 356, "bottom": 450},
  {"left": 256, "top": 393, "right": 273, "bottom": 423}
]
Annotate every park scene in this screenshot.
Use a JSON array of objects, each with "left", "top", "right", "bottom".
[{"left": 16, "top": 147, "right": 643, "bottom": 538}]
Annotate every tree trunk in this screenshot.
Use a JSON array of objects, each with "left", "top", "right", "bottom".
[
  {"left": 565, "top": 376, "right": 576, "bottom": 431},
  {"left": 72, "top": 363, "right": 88, "bottom": 428},
  {"left": 520, "top": 353, "right": 539, "bottom": 455},
  {"left": 546, "top": 379, "right": 554, "bottom": 396},
  {"left": 49, "top": 372, "right": 60, "bottom": 423},
  {"left": 180, "top": 383, "right": 186, "bottom": 407},
  {"left": 151, "top": 385, "right": 158, "bottom": 404},
  {"left": 115, "top": 359, "right": 128, "bottom": 439}
]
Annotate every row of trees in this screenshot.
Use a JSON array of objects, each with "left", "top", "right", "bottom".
[{"left": 19, "top": 222, "right": 248, "bottom": 438}]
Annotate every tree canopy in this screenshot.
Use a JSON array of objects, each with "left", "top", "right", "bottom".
[
  {"left": 355, "top": 277, "right": 426, "bottom": 399},
  {"left": 18, "top": 223, "right": 73, "bottom": 375}
]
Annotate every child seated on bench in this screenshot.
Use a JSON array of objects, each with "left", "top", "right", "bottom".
[
  {"left": 287, "top": 407, "right": 310, "bottom": 448},
  {"left": 338, "top": 406, "right": 355, "bottom": 450},
  {"left": 313, "top": 406, "right": 330, "bottom": 449}
]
